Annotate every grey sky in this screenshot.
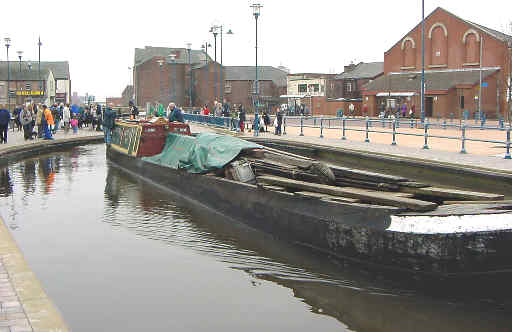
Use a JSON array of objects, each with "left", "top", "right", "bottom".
[{"left": 2, "top": 0, "right": 510, "bottom": 99}]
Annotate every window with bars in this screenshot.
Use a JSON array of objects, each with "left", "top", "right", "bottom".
[{"left": 298, "top": 84, "right": 307, "bottom": 93}]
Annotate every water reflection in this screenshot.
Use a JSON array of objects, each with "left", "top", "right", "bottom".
[
  {"left": 0, "top": 145, "right": 511, "bottom": 331},
  {"left": 103, "top": 164, "right": 512, "bottom": 332}
]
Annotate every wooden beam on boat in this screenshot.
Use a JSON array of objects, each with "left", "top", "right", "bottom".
[
  {"left": 257, "top": 175, "right": 437, "bottom": 211},
  {"left": 443, "top": 200, "right": 512, "bottom": 205},
  {"left": 329, "top": 165, "right": 409, "bottom": 184},
  {"left": 293, "top": 191, "right": 360, "bottom": 203},
  {"left": 263, "top": 150, "right": 314, "bottom": 169},
  {"left": 335, "top": 179, "right": 400, "bottom": 192},
  {"left": 401, "top": 186, "right": 504, "bottom": 201},
  {"left": 398, "top": 181, "right": 430, "bottom": 188}
]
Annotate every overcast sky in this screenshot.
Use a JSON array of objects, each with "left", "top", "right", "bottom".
[{"left": 2, "top": 0, "right": 511, "bottom": 99}]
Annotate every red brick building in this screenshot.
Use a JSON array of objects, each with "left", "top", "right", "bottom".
[{"left": 363, "top": 7, "right": 512, "bottom": 119}]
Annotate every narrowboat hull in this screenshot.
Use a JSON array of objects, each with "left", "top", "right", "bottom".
[{"left": 107, "top": 145, "right": 512, "bottom": 278}]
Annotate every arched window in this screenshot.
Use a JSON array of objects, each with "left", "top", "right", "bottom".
[
  {"left": 402, "top": 39, "right": 416, "bottom": 68},
  {"left": 463, "top": 29, "right": 480, "bottom": 64},
  {"left": 429, "top": 23, "right": 448, "bottom": 66}
]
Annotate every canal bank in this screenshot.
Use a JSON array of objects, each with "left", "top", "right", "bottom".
[{"left": 0, "top": 131, "right": 103, "bottom": 332}]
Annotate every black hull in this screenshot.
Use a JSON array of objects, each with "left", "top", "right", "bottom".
[{"left": 107, "top": 146, "right": 512, "bottom": 277}]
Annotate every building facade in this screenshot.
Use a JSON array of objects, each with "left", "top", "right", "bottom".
[
  {"left": 0, "top": 66, "right": 55, "bottom": 107},
  {"left": 363, "top": 7, "right": 512, "bottom": 119}
]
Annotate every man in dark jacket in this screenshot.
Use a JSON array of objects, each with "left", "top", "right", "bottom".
[
  {"left": 168, "top": 103, "right": 184, "bottom": 123},
  {"left": 238, "top": 105, "right": 246, "bottom": 132},
  {"left": 0, "top": 106, "right": 11, "bottom": 144},
  {"left": 102, "top": 104, "right": 117, "bottom": 144}
]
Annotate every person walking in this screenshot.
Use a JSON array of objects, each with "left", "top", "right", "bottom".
[
  {"left": 36, "top": 104, "right": 44, "bottom": 138},
  {"left": 263, "top": 111, "right": 271, "bottom": 132},
  {"left": 276, "top": 109, "right": 283, "bottom": 135},
  {"left": 0, "top": 105, "right": 10, "bottom": 144},
  {"left": 239, "top": 104, "right": 246, "bottom": 132},
  {"left": 63, "top": 103, "right": 71, "bottom": 133},
  {"left": 102, "top": 104, "right": 117, "bottom": 144},
  {"left": 42, "top": 105, "right": 54, "bottom": 140},
  {"left": 95, "top": 104, "right": 103, "bottom": 131},
  {"left": 20, "top": 105, "right": 34, "bottom": 140},
  {"left": 70, "top": 116, "right": 79, "bottom": 134},
  {"left": 129, "top": 101, "right": 138, "bottom": 120}
]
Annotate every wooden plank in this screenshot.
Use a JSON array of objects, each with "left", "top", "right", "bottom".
[
  {"left": 401, "top": 186, "right": 504, "bottom": 201},
  {"left": 399, "top": 181, "right": 430, "bottom": 188},
  {"left": 261, "top": 185, "right": 287, "bottom": 191},
  {"left": 294, "top": 191, "right": 360, "bottom": 203},
  {"left": 258, "top": 175, "right": 437, "bottom": 211},
  {"left": 444, "top": 200, "right": 512, "bottom": 205},
  {"left": 330, "top": 165, "right": 409, "bottom": 183},
  {"left": 264, "top": 150, "right": 314, "bottom": 169}
]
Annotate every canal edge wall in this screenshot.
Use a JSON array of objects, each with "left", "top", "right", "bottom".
[
  {"left": 0, "top": 134, "right": 104, "bottom": 331},
  {"left": 0, "top": 216, "right": 69, "bottom": 332}
]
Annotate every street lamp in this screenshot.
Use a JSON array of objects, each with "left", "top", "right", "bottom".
[
  {"left": 420, "top": 0, "right": 425, "bottom": 122},
  {"left": 4, "top": 38, "right": 11, "bottom": 112},
  {"left": 210, "top": 26, "right": 219, "bottom": 102},
  {"left": 38, "top": 37, "right": 42, "bottom": 101},
  {"left": 210, "top": 25, "right": 233, "bottom": 104},
  {"left": 186, "top": 43, "right": 192, "bottom": 107},
  {"left": 169, "top": 53, "right": 177, "bottom": 104},
  {"left": 157, "top": 59, "right": 164, "bottom": 106},
  {"left": 201, "top": 42, "right": 211, "bottom": 65},
  {"left": 251, "top": 4, "right": 262, "bottom": 107},
  {"left": 17, "top": 51, "right": 23, "bottom": 106}
]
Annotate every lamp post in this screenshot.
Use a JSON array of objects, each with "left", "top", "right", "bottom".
[
  {"left": 186, "top": 43, "right": 192, "bottom": 107},
  {"left": 201, "top": 42, "right": 211, "bottom": 65},
  {"left": 157, "top": 59, "right": 164, "bottom": 106},
  {"left": 17, "top": 51, "right": 23, "bottom": 106},
  {"left": 420, "top": 0, "right": 425, "bottom": 122},
  {"left": 251, "top": 3, "right": 262, "bottom": 114},
  {"left": 169, "top": 53, "right": 177, "bottom": 104},
  {"left": 4, "top": 38, "right": 11, "bottom": 112},
  {"left": 38, "top": 37, "right": 42, "bottom": 101},
  {"left": 210, "top": 26, "right": 219, "bottom": 102},
  {"left": 210, "top": 25, "right": 234, "bottom": 104}
]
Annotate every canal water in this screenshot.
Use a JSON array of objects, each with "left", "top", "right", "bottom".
[{"left": 0, "top": 144, "right": 511, "bottom": 331}]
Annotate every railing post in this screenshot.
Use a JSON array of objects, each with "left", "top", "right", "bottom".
[
  {"left": 300, "top": 116, "right": 304, "bottom": 136},
  {"left": 365, "top": 117, "right": 370, "bottom": 143},
  {"left": 423, "top": 119, "right": 429, "bottom": 149},
  {"left": 341, "top": 117, "right": 346, "bottom": 140},
  {"left": 283, "top": 117, "right": 287, "bottom": 135},
  {"left": 499, "top": 117, "right": 505, "bottom": 131},
  {"left": 391, "top": 119, "right": 397, "bottom": 146},
  {"left": 410, "top": 118, "right": 414, "bottom": 128},
  {"left": 460, "top": 122, "right": 467, "bottom": 154},
  {"left": 505, "top": 127, "right": 511, "bottom": 159},
  {"left": 442, "top": 118, "right": 447, "bottom": 129},
  {"left": 320, "top": 118, "right": 324, "bottom": 138}
]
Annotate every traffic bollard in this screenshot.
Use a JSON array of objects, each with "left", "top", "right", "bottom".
[
  {"left": 423, "top": 120, "right": 429, "bottom": 149},
  {"left": 443, "top": 118, "right": 447, "bottom": 129},
  {"left": 283, "top": 117, "right": 287, "bottom": 135},
  {"left": 460, "top": 124, "right": 467, "bottom": 154},
  {"left": 505, "top": 128, "right": 511, "bottom": 159},
  {"left": 365, "top": 117, "right": 370, "bottom": 143},
  {"left": 341, "top": 117, "right": 346, "bottom": 140},
  {"left": 300, "top": 117, "right": 304, "bottom": 136},
  {"left": 320, "top": 118, "right": 324, "bottom": 138},
  {"left": 391, "top": 119, "right": 397, "bottom": 146}
]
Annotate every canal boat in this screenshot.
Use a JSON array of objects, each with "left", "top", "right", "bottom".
[{"left": 107, "top": 118, "right": 512, "bottom": 278}]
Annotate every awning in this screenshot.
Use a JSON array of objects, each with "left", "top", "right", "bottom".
[
  {"left": 280, "top": 94, "right": 311, "bottom": 98},
  {"left": 376, "top": 92, "right": 417, "bottom": 97}
]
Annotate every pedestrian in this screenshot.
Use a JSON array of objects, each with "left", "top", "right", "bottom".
[
  {"left": 129, "top": 101, "right": 138, "bottom": 120},
  {"left": 13, "top": 106, "right": 22, "bottom": 131},
  {"left": 276, "top": 109, "right": 283, "bottom": 135},
  {"left": 168, "top": 103, "right": 184, "bottom": 123},
  {"left": 95, "top": 104, "right": 102, "bottom": 131},
  {"left": 263, "top": 111, "right": 270, "bottom": 132},
  {"left": 349, "top": 103, "right": 355, "bottom": 117},
  {"left": 102, "top": 103, "right": 117, "bottom": 144},
  {"left": 20, "top": 105, "right": 34, "bottom": 140},
  {"left": 63, "top": 103, "right": 71, "bottom": 133},
  {"left": 70, "top": 116, "right": 79, "bottom": 134},
  {"left": 0, "top": 105, "right": 10, "bottom": 144},
  {"left": 42, "top": 105, "right": 54, "bottom": 140},
  {"left": 409, "top": 104, "right": 415, "bottom": 118},
  {"left": 239, "top": 104, "right": 246, "bottom": 132}
]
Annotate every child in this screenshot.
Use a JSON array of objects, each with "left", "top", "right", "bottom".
[{"left": 71, "top": 116, "right": 79, "bottom": 134}]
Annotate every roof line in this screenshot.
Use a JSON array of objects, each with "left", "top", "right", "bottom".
[{"left": 389, "top": 66, "right": 501, "bottom": 74}]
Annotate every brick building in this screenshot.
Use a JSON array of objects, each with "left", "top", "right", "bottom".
[
  {"left": 134, "top": 46, "right": 288, "bottom": 111},
  {"left": 0, "top": 66, "right": 56, "bottom": 107},
  {"left": 363, "top": 7, "right": 512, "bottom": 119},
  {"left": 134, "top": 46, "right": 216, "bottom": 108},
  {"left": 224, "top": 66, "right": 287, "bottom": 109},
  {"left": 0, "top": 61, "right": 68, "bottom": 106},
  {"left": 334, "top": 62, "right": 383, "bottom": 100},
  {"left": 106, "top": 85, "right": 134, "bottom": 107}
]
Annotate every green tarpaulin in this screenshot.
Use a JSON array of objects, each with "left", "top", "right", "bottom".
[{"left": 143, "top": 133, "right": 262, "bottom": 174}]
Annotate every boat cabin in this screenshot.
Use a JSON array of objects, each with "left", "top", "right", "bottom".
[{"left": 110, "top": 118, "right": 191, "bottom": 157}]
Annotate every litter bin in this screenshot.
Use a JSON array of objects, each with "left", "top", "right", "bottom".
[{"left": 336, "top": 109, "right": 344, "bottom": 117}]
